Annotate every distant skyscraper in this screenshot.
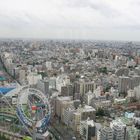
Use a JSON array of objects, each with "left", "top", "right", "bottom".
[
  {"left": 118, "top": 76, "right": 130, "bottom": 94},
  {"left": 61, "top": 84, "right": 73, "bottom": 96},
  {"left": 37, "top": 79, "right": 49, "bottom": 96},
  {"left": 119, "top": 75, "right": 140, "bottom": 94},
  {"left": 74, "top": 81, "right": 96, "bottom": 95}
]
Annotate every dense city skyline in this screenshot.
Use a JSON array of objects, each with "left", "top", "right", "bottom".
[
  {"left": 0, "top": 0, "right": 140, "bottom": 41},
  {"left": 0, "top": 1, "right": 140, "bottom": 139},
  {"left": 0, "top": 39, "right": 140, "bottom": 139}
]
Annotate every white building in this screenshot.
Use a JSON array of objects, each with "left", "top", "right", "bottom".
[
  {"left": 56, "top": 74, "right": 70, "bottom": 92},
  {"left": 19, "top": 69, "right": 26, "bottom": 84},
  {"left": 127, "top": 89, "right": 135, "bottom": 98},
  {"left": 94, "top": 86, "right": 103, "bottom": 98},
  {"left": 84, "top": 91, "right": 95, "bottom": 105},
  {"left": 49, "top": 77, "right": 56, "bottom": 89},
  {"left": 97, "top": 127, "right": 113, "bottom": 140},
  {"left": 77, "top": 105, "right": 96, "bottom": 121},
  {"left": 125, "top": 126, "right": 139, "bottom": 140},
  {"left": 71, "top": 112, "right": 81, "bottom": 132},
  {"left": 27, "top": 72, "right": 42, "bottom": 86},
  {"left": 80, "top": 119, "right": 96, "bottom": 140},
  {"left": 110, "top": 119, "right": 126, "bottom": 140},
  {"left": 127, "top": 59, "right": 136, "bottom": 67},
  {"left": 114, "top": 98, "right": 126, "bottom": 105},
  {"left": 55, "top": 96, "right": 72, "bottom": 118},
  {"left": 46, "top": 61, "right": 52, "bottom": 70},
  {"left": 63, "top": 106, "right": 75, "bottom": 125},
  {"left": 74, "top": 80, "right": 96, "bottom": 96},
  {"left": 134, "top": 85, "right": 140, "bottom": 100}
]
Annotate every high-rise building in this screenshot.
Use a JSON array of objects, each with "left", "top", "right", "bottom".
[
  {"left": 125, "top": 126, "right": 139, "bottom": 140},
  {"left": 61, "top": 84, "right": 73, "bottom": 96},
  {"left": 84, "top": 91, "right": 95, "bottom": 105},
  {"left": 97, "top": 127, "right": 113, "bottom": 140},
  {"left": 77, "top": 105, "right": 96, "bottom": 121},
  {"left": 49, "top": 77, "right": 56, "bottom": 89},
  {"left": 131, "top": 75, "right": 140, "bottom": 89},
  {"left": 46, "top": 61, "right": 52, "bottom": 70},
  {"left": 119, "top": 75, "right": 140, "bottom": 94},
  {"left": 63, "top": 106, "right": 75, "bottom": 125},
  {"left": 54, "top": 96, "right": 72, "bottom": 119},
  {"left": 134, "top": 85, "right": 140, "bottom": 100},
  {"left": 80, "top": 119, "right": 96, "bottom": 140},
  {"left": 110, "top": 119, "right": 126, "bottom": 140},
  {"left": 56, "top": 74, "right": 70, "bottom": 92},
  {"left": 19, "top": 69, "right": 26, "bottom": 84},
  {"left": 118, "top": 76, "right": 130, "bottom": 94},
  {"left": 74, "top": 80, "right": 96, "bottom": 95},
  {"left": 71, "top": 112, "right": 81, "bottom": 132},
  {"left": 37, "top": 79, "right": 49, "bottom": 96},
  {"left": 27, "top": 72, "right": 42, "bottom": 86}
]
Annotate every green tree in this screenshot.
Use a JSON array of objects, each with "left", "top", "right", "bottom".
[
  {"left": 96, "top": 108, "right": 105, "bottom": 116},
  {"left": 99, "top": 67, "right": 108, "bottom": 74},
  {"left": 0, "top": 134, "right": 9, "bottom": 140}
]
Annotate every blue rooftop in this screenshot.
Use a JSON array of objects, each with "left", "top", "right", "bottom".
[
  {"left": 0, "top": 87, "right": 15, "bottom": 94},
  {"left": 0, "top": 76, "right": 6, "bottom": 81}
]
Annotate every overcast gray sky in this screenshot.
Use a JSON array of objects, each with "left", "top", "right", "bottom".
[{"left": 0, "top": 0, "right": 140, "bottom": 41}]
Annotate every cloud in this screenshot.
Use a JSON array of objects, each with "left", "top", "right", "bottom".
[{"left": 0, "top": 0, "right": 140, "bottom": 40}]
